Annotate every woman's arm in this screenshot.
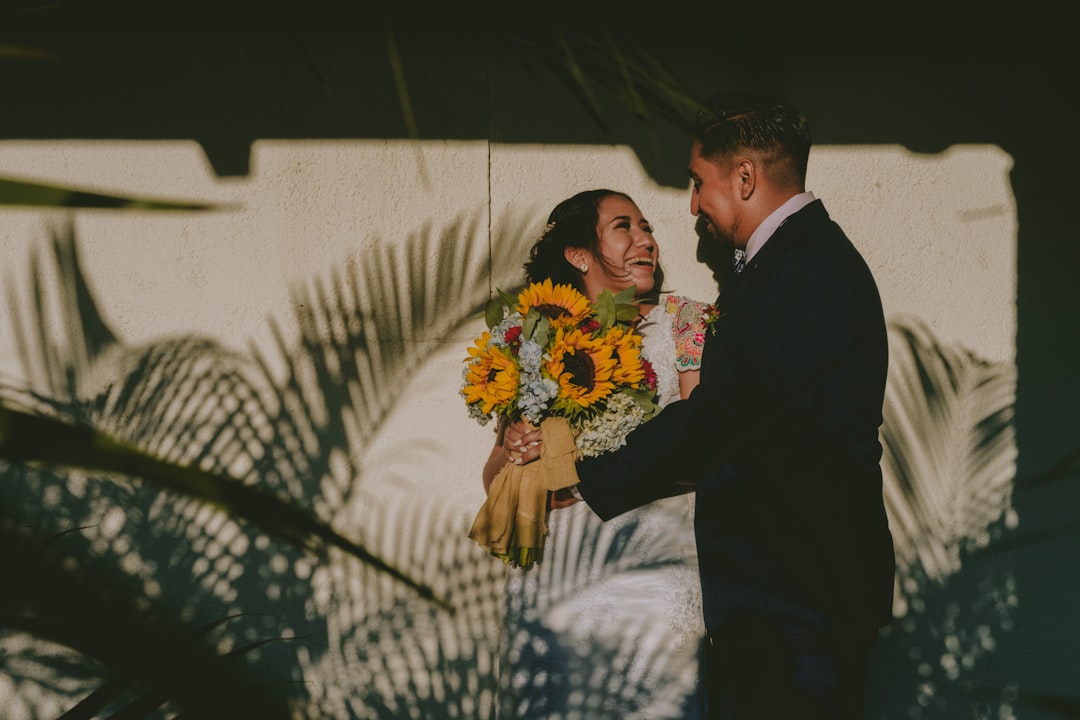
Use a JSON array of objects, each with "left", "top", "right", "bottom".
[
  {"left": 481, "top": 419, "right": 508, "bottom": 495},
  {"left": 667, "top": 295, "right": 709, "bottom": 399},
  {"left": 678, "top": 368, "right": 701, "bottom": 399}
]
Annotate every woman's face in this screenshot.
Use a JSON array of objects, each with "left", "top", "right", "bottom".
[{"left": 571, "top": 195, "right": 659, "bottom": 301}]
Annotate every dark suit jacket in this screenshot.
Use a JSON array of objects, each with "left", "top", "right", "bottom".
[{"left": 576, "top": 200, "right": 895, "bottom": 635}]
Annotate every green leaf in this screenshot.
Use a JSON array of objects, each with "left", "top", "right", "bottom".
[
  {"left": 612, "top": 286, "right": 636, "bottom": 305},
  {"left": 623, "top": 387, "right": 662, "bottom": 421},
  {"left": 534, "top": 315, "right": 552, "bottom": 347},
  {"left": 614, "top": 303, "right": 640, "bottom": 323},
  {"left": 383, "top": 20, "right": 419, "bottom": 140},
  {"left": 484, "top": 297, "right": 504, "bottom": 329},
  {"left": 522, "top": 307, "right": 541, "bottom": 340},
  {"left": 0, "top": 177, "right": 225, "bottom": 210},
  {"left": 497, "top": 287, "right": 519, "bottom": 309},
  {"left": 593, "top": 290, "right": 615, "bottom": 329},
  {"left": 612, "top": 287, "right": 641, "bottom": 323}
]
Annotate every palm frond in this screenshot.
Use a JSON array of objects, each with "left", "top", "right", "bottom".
[
  {"left": 0, "top": 394, "right": 439, "bottom": 603},
  {"left": 501, "top": 26, "right": 706, "bottom": 139},
  {"left": 383, "top": 20, "right": 419, "bottom": 140},
  {"left": 0, "top": 41, "right": 60, "bottom": 60},
  {"left": 53, "top": 613, "right": 254, "bottom": 720},
  {"left": 0, "top": 177, "right": 229, "bottom": 210},
  {"left": 0, "top": 520, "right": 293, "bottom": 720}
]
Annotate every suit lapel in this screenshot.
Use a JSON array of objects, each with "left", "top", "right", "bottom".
[{"left": 698, "top": 200, "right": 827, "bottom": 365}]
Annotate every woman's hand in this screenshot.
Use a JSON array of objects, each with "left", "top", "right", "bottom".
[
  {"left": 503, "top": 420, "right": 542, "bottom": 465},
  {"left": 482, "top": 419, "right": 543, "bottom": 495}
]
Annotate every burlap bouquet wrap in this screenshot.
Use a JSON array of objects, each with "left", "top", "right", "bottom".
[{"left": 467, "top": 416, "right": 578, "bottom": 569}]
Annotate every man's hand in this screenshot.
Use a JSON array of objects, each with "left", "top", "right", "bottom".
[{"left": 549, "top": 486, "right": 581, "bottom": 509}]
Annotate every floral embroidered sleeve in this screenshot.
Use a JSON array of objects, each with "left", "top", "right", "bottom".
[{"left": 665, "top": 295, "right": 718, "bottom": 371}]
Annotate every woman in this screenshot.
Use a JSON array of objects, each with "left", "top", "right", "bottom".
[{"left": 482, "top": 189, "right": 710, "bottom": 719}]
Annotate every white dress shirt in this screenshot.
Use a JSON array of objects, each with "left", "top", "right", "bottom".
[{"left": 744, "top": 191, "right": 817, "bottom": 263}]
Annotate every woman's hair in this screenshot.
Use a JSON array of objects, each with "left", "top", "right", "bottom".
[{"left": 523, "top": 188, "right": 664, "bottom": 298}]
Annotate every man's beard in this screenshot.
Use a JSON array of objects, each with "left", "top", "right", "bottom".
[
  {"left": 711, "top": 216, "right": 738, "bottom": 248},
  {"left": 694, "top": 215, "right": 736, "bottom": 285}
]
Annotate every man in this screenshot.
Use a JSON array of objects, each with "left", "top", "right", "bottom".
[{"left": 560, "top": 92, "right": 896, "bottom": 718}]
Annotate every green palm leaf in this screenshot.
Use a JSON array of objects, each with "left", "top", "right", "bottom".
[{"left": 0, "top": 177, "right": 229, "bottom": 210}]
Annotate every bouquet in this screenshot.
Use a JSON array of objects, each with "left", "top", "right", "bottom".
[{"left": 462, "top": 278, "right": 662, "bottom": 569}]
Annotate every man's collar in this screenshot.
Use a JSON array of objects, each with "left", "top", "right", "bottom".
[{"left": 744, "top": 191, "right": 816, "bottom": 263}]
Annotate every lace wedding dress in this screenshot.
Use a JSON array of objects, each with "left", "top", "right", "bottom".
[{"left": 496, "top": 300, "right": 705, "bottom": 720}]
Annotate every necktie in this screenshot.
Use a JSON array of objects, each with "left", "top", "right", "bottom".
[{"left": 733, "top": 249, "right": 747, "bottom": 274}]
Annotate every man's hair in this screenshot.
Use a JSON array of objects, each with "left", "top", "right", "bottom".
[{"left": 693, "top": 92, "right": 812, "bottom": 187}]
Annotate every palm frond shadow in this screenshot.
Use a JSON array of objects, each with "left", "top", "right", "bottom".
[
  {"left": 870, "top": 314, "right": 1022, "bottom": 717},
  {"left": 0, "top": 208, "right": 1046, "bottom": 719},
  {"left": 1, "top": 205, "right": 551, "bottom": 717},
  {"left": 248, "top": 202, "right": 546, "bottom": 519},
  {"left": 0, "top": 517, "right": 294, "bottom": 720},
  {"left": 881, "top": 315, "right": 1018, "bottom": 593},
  {"left": 494, "top": 500, "right": 702, "bottom": 718},
  {"left": 249, "top": 206, "right": 551, "bottom": 715},
  {"left": 297, "top": 491, "right": 507, "bottom": 719},
  {"left": 4, "top": 222, "right": 118, "bottom": 397}
]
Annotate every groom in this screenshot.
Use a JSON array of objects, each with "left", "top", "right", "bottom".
[{"left": 559, "top": 92, "right": 895, "bottom": 718}]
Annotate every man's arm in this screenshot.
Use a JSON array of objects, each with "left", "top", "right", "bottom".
[{"left": 574, "top": 348, "right": 740, "bottom": 519}]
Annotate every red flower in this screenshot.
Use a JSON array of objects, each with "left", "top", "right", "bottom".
[
  {"left": 641, "top": 358, "right": 657, "bottom": 391},
  {"left": 577, "top": 318, "right": 600, "bottom": 333},
  {"left": 505, "top": 325, "right": 522, "bottom": 354}
]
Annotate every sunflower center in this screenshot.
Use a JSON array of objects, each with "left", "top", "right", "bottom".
[
  {"left": 536, "top": 303, "right": 571, "bottom": 319},
  {"left": 562, "top": 350, "right": 595, "bottom": 391}
]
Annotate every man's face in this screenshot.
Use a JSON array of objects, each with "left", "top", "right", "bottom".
[{"left": 688, "top": 140, "right": 742, "bottom": 248}]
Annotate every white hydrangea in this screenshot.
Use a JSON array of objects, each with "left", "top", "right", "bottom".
[
  {"left": 572, "top": 391, "right": 647, "bottom": 458},
  {"left": 518, "top": 376, "right": 559, "bottom": 425}
]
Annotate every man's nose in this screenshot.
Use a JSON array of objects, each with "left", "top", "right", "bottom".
[{"left": 690, "top": 193, "right": 700, "bottom": 217}]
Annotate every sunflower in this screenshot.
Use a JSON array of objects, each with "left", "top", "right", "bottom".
[
  {"left": 604, "top": 325, "right": 647, "bottom": 387},
  {"left": 516, "top": 278, "right": 592, "bottom": 327},
  {"left": 546, "top": 326, "right": 617, "bottom": 414},
  {"left": 462, "top": 333, "right": 519, "bottom": 415}
]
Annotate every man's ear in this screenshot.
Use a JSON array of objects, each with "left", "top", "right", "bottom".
[{"left": 737, "top": 158, "right": 756, "bottom": 200}]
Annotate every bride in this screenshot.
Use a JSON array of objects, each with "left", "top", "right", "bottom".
[{"left": 481, "top": 189, "right": 710, "bottom": 719}]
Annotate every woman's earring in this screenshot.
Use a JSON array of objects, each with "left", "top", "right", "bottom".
[{"left": 579, "top": 261, "right": 588, "bottom": 273}]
